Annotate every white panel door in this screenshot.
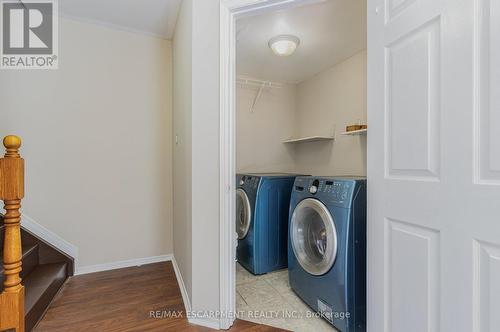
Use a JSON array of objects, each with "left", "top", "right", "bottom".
[{"left": 368, "top": 0, "right": 500, "bottom": 331}]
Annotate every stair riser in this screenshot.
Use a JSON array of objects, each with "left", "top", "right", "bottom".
[
  {"left": 21, "top": 246, "right": 39, "bottom": 279},
  {"left": 21, "top": 229, "right": 74, "bottom": 276},
  {"left": 25, "top": 264, "right": 67, "bottom": 331}
]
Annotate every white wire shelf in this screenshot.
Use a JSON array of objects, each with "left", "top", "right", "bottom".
[{"left": 283, "top": 136, "right": 335, "bottom": 144}]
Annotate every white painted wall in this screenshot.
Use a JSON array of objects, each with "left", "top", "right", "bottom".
[
  {"left": 190, "top": 0, "right": 221, "bottom": 316},
  {"left": 171, "top": 0, "right": 221, "bottom": 318},
  {"left": 172, "top": 0, "right": 193, "bottom": 304},
  {"left": 236, "top": 84, "right": 297, "bottom": 173},
  {"left": 0, "top": 18, "right": 173, "bottom": 268},
  {"left": 294, "top": 50, "right": 367, "bottom": 176},
  {"left": 236, "top": 51, "right": 367, "bottom": 177}
]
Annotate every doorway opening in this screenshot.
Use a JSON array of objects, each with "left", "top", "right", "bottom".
[{"left": 220, "top": 0, "right": 367, "bottom": 330}]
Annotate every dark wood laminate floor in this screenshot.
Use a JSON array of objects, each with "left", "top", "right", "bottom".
[{"left": 35, "top": 262, "right": 285, "bottom": 332}]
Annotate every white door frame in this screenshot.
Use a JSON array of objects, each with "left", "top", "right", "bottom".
[{"left": 219, "top": 0, "right": 328, "bottom": 329}]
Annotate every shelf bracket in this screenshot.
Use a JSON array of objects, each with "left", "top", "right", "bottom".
[{"left": 250, "top": 83, "right": 265, "bottom": 113}]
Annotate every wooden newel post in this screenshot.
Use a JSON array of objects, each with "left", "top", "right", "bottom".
[{"left": 0, "top": 135, "right": 25, "bottom": 332}]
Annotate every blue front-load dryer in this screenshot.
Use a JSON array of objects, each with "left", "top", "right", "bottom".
[
  {"left": 236, "top": 173, "right": 300, "bottom": 275},
  {"left": 288, "top": 176, "right": 366, "bottom": 332}
]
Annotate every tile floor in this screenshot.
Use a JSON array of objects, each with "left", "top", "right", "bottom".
[{"left": 236, "top": 263, "right": 339, "bottom": 332}]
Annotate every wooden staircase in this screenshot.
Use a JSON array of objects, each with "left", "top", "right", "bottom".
[{"left": 0, "top": 136, "right": 74, "bottom": 332}]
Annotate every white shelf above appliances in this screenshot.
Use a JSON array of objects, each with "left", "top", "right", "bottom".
[{"left": 283, "top": 136, "right": 335, "bottom": 144}]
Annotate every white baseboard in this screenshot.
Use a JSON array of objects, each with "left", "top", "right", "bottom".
[
  {"left": 189, "top": 317, "right": 221, "bottom": 330},
  {"left": 21, "top": 213, "right": 79, "bottom": 259},
  {"left": 170, "top": 255, "right": 191, "bottom": 312},
  {"left": 76, "top": 254, "right": 173, "bottom": 275},
  {"left": 170, "top": 256, "right": 221, "bottom": 330}
]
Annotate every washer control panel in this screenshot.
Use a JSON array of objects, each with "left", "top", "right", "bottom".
[
  {"left": 322, "top": 181, "right": 351, "bottom": 202},
  {"left": 293, "top": 177, "right": 365, "bottom": 207},
  {"left": 297, "top": 178, "right": 353, "bottom": 203}
]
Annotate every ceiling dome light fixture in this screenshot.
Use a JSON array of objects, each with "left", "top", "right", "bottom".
[{"left": 268, "top": 35, "right": 300, "bottom": 57}]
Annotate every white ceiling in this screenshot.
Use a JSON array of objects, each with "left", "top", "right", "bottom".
[
  {"left": 236, "top": 0, "right": 367, "bottom": 83},
  {"left": 58, "top": 0, "right": 182, "bottom": 39}
]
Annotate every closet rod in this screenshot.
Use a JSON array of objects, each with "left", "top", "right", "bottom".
[{"left": 236, "top": 76, "right": 285, "bottom": 89}]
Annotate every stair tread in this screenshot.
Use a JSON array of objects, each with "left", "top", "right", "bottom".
[{"left": 24, "top": 262, "right": 67, "bottom": 314}]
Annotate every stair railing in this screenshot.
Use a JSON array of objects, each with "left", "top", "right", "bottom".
[{"left": 0, "top": 135, "right": 25, "bottom": 332}]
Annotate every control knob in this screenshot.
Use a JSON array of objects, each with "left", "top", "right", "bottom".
[{"left": 309, "top": 185, "right": 318, "bottom": 194}]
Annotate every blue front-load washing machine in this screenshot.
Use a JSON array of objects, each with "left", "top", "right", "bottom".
[
  {"left": 236, "top": 173, "right": 300, "bottom": 275},
  {"left": 288, "top": 176, "right": 367, "bottom": 332}
]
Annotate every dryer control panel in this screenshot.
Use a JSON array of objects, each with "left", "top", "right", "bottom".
[{"left": 239, "top": 175, "right": 260, "bottom": 189}]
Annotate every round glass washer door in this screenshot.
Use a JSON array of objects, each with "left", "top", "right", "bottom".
[
  {"left": 236, "top": 189, "right": 252, "bottom": 239},
  {"left": 290, "top": 198, "right": 338, "bottom": 276}
]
